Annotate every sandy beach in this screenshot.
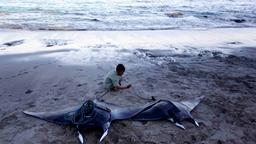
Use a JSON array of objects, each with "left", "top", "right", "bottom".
[{"left": 0, "top": 28, "right": 256, "bottom": 144}]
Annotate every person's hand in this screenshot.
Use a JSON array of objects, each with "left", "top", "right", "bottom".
[{"left": 126, "top": 84, "right": 132, "bottom": 89}]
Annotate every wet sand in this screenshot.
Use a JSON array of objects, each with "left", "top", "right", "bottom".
[{"left": 0, "top": 28, "right": 256, "bottom": 144}]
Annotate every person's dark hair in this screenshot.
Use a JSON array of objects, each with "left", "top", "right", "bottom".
[{"left": 116, "top": 64, "right": 125, "bottom": 72}]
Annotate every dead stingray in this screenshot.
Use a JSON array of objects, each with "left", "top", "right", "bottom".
[{"left": 23, "top": 96, "right": 203, "bottom": 143}]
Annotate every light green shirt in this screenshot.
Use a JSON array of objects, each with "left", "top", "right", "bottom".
[{"left": 104, "top": 70, "right": 121, "bottom": 90}]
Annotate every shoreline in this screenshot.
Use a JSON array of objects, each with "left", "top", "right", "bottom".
[
  {"left": 0, "top": 26, "right": 256, "bottom": 32},
  {"left": 1, "top": 26, "right": 256, "bottom": 32}
]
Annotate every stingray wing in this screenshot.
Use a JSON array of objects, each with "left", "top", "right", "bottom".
[
  {"left": 23, "top": 105, "right": 80, "bottom": 125},
  {"left": 110, "top": 107, "right": 143, "bottom": 120},
  {"left": 94, "top": 99, "right": 162, "bottom": 121},
  {"left": 173, "top": 96, "right": 204, "bottom": 112},
  {"left": 94, "top": 99, "right": 137, "bottom": 120},
  {"left": 109, "top": 100, "right": 162, "bottom": 121}
]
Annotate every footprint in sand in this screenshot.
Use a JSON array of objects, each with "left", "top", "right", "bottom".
[
  {"left": 58, "top": 87, "right": 65, "bottom": 90},
  {"left": 17, "top": 71, "right": 29, "bottom": 76},
  {"left": 26, "top": 101, "right": 35, "bottom": 108},
  {"left": 5, "top": 70, "right": 29, "bottom": 79},
  {"left": 0, "top": 112, "right": 18, "bottom": 128},
  {"left": 77, "top": 83, "right": 87, "bottom": 87},
  {"left": 33, "top": 65, "right": 40, "bottom": 69},
  {"left": 25, "top": 89, "right": 33, "bottom": 94},
  {"left": 97, "top": 82, "right": 103, "bottom": 85},
  {"left": 76, "top": 68, "right": 84, "bottom": 72},
  {"left": 77, "top": 84, "right": 83, "bottom": 87},
  {"left": 33, "top": 63, "right": 48, "bottom": 69}
]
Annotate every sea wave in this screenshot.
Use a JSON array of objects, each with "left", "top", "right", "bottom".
[{"left": 0, "top": 0, "right": 255, "bottom": 31}]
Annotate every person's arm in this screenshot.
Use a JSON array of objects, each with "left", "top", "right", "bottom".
[
  {"left": 113, "top": 84, "right": 131, "bottom": 90},
  {"left": 119, "top": 78, "right": 122, "bottom": 86},
  {"left": 113, "top": 78, "right": 131, "bottom": 90},
  {"left": 112, "top": 76, "right": 131, "bottom": 90}
]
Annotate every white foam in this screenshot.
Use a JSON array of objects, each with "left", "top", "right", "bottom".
[{"left": 1, "top": 28, "right": 255, "bottom": 66}]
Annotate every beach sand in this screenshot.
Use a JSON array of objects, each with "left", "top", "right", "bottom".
[{"left": 0, "top": 28, "right": 256, "bottom": 144}]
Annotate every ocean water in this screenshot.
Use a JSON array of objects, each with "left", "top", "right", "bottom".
[{"left": 0, "top": 0, "right": 255, "bottom": 30}]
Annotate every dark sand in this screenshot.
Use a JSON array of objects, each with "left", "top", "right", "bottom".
[{"left": 0, "top": 29, "right": 256, "bottom": 144}]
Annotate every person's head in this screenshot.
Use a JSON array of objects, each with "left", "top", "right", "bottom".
[{"left": 116, "top": 64, "right": 125, "bottom": 76}]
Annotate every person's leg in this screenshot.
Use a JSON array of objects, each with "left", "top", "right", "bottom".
[{"left": 110, "top": 87, "right": 118, "bottom": 91}]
